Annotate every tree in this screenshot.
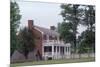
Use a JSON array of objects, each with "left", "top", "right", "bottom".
[
  {"left": 10, "top": 1, "right": 21, "bottom": 56},
  {"left": 79, "top": 5, "right": 95, "bottom": 53},
  {"left": 59, "top": 4, "right": 82, "bottom": 53},
  {"left": 17, "top": 27, "right": 35, "bottom": 59},
  {"left": 82, "top": 5, "right": 95, "bottom": 30},
  {"left": 58, "top": 22, "right": 73, "bottom": 43},
  {"left": 78, "top": 29, "right": 95, "bottom": 58}
]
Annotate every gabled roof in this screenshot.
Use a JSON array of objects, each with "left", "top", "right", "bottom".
[{"left": 34, "top": 26, "right": 59, "bottom": 36}]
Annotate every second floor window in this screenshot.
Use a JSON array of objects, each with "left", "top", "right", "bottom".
[{"left": 43, "top": 34, "right": 47, "bottom": 40}]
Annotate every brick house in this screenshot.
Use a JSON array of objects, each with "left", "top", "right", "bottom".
[{"left": 28, "top": 20, "right": 71, "bottom": 60}]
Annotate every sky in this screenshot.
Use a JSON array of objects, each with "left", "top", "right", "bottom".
[{"left": 17, "top": 1, "right": 87, "bottom": 35}]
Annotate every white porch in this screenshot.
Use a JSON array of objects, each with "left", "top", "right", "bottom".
[{"left": 42, "top": 40, "right": 71, "bottom": 60}]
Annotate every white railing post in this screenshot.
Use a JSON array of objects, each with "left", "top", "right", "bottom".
[
  {"left": 64, "top": 46, "right": 66, "bottom": 57},
  {"left": 59, "top": 46, "right": 61, "bottom": 56}
]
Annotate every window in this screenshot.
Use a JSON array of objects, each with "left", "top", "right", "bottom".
[
  {"left": 55, "top": 36, "right": 57, "bottom": 40},
  {"left": 44, "top": 46, "right": 52, "bottom": 52},
  {"left": 49, "top": 35, "right": 55, "bottom": 40},
  {"left": 43, "top": 35, "right": 47, "bottom": 40},
  {"left": 60, "top": 46, "right": 64, "bottom": 54}
]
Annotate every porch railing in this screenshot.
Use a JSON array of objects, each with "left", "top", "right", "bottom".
[
  {"left": 44, "top": 52, "right": 52, "bottom": 56},
  {"left": 43, "top": 40, "right": 65, "bottom": 45}
]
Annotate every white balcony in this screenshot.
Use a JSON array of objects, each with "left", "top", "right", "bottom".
[{"left": 43, "top": 40, "right": 65, "bottom": 46}]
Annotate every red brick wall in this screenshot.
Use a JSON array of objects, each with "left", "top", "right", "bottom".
[
  {"left": 32, "top": 28, "right": 43, "bottom": 56},
  {"left": 28, "top": 20, "right": 43, "bottom": 57}
]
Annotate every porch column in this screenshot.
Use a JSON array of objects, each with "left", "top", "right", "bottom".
[
  {"left": 42, "top": 45, "right": 44, "bottom": 57},
  {"left": 59, "top": 46, "right": 60, "bottom": 57},
  {"left": 52, "top": 45, "right": 54, "bottom": 59},
  {"left": 57, "top": 37, "right": 60, "bottom": 43},
  {"left": 68, "top": 46, "right": 70, "bottom": 55},
  {"left": 56, "top": 46, "right": 57, "bottom": 59},
  {"left": 64, "top": 46, "right": 66, "bottom": 55},
  {"left": 47, "top": 35, "right": 49, "bottom": 42},
  {"left": 67, "top": 46, "right": 69, "bottom": 54}
]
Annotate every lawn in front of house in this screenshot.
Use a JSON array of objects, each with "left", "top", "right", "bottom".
[{"left": 10, "top": 57, "right": 95, "bottom": 67}]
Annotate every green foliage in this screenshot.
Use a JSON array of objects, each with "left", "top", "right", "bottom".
[
  {"left": 58, "top": 22, "right": 74, "bottom": 43},
  {"left": 78, "top": 30, "right": 95, "bottom": 53},
  {"left": 81, "top": 5, "right": 95, "bottom": 30},
  {"left": 59, "top": 4, "right": 82, "bottom": 53},
  {"left": 59, "top": 4, "right": 95, "bottom": 54},
  {"left": 78, "top": 5, "right": 95, "bottom": 53},
  {"left": 10, "top": 1, "right": 21, "bottom": 56},
  {"left": 17, "top": 27, "right": 35, "bottom": 59}
]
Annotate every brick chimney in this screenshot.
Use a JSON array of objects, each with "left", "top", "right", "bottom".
[
  {"left": 50, "top": 26, "right": 56, "bottom": 30},
  {"left": 28, "top": 20, "right": 34, "bottom": 30}
]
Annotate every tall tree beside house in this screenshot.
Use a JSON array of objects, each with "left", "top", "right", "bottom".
[
  {"left": 17, "top": 27, "right": 35, "bottom": 59},
  {"left": 82, "top": 5, "right": 95, "bottom": 31},
  {"left": 59, "top": 4, "right": 82, "bottom": 54},
  {"left": 79, "top": 5, "right": 95, "bottom": 53},
  {"left": 78, "top": 30, "right": 95, "bottom": 53},
  {"left": 10, "top": 1, "right": 21, "bottom": 56}
]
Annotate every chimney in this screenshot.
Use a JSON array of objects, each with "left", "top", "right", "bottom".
[
  {"left": 28, "top": 20, "right": 34, "bottom": 29},
  {"left": 50, "top": 26, "right": 56, "bottom": 30}
]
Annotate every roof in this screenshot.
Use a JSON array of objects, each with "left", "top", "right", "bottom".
[{"left": 34, "top": 26, "right": 59, "bottom": 36}]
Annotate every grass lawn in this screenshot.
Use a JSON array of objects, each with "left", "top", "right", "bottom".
[{"left": 10, "top": 57, "right": 95, "bottom": 67}]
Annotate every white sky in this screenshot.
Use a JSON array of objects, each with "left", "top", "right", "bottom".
[{"left": 17, "top": 1, "right": 87, "bottom": 35}]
